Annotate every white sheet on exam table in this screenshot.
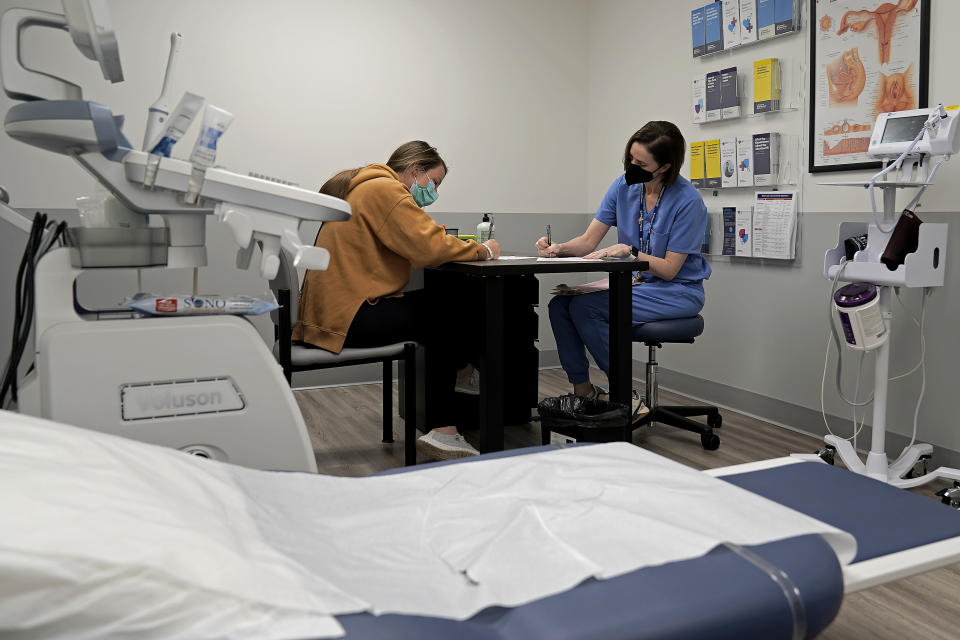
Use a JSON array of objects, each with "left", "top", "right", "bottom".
[
  {"left": 1, "top": 410, "right": 856, "bottom": 631},
  {"left": 234, "top": 444, "right": 854, "bottom": 618}
]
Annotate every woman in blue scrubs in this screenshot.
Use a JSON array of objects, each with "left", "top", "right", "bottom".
[{"left": 536, "top": 121, "right": 710, "bottom": 419}]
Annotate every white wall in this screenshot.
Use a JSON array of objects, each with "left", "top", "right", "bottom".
[
  {"left": 0, "top": 0, "right": 590, "bottom": 213},
  {"left": 586, "top": 0, "right": 960, "bottom": 453}
]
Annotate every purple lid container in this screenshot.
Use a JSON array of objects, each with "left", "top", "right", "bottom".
[{"left": 834, "top": 282, "right": 878, "bottom": 308}]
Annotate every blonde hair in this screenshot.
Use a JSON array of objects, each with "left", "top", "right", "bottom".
[{"left": 319, "top": 141, "right": 448, "bottom": 199}]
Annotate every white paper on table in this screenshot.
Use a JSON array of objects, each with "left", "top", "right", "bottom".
[{"left": 536, "top": 257, "right": 601, "bottom": 262}]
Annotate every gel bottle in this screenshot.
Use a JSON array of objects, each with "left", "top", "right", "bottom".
[{"left": 476, "top": 213, "right": 493, "bottom": 243}]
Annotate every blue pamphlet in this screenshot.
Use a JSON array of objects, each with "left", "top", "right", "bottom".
[
  {"left": 704, "top": 2, "right": 724, "bottom": 54},
  {"left": 774, "top": 0, "right": 796, "bottom": 35},
  {"left": 722, "top": 207, "right": 736, "bottom": 255},
  {"left": 692, "top": 7, "right": 706, "bottom": 57},
  {"left": 757, "top": 0, "right": 775, "bottom": 39}
]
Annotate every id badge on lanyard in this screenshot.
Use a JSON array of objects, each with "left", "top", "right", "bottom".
[{"left": 635, "top": 186, "right": 663, "bottom": 284}]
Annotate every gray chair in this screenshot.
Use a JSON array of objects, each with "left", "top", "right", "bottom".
[
  {"left": 269, "top": 250, "right": 419, "bottom": 465},
  {"left": 631, "top": 315, "right": 721, "bottom": 451}
]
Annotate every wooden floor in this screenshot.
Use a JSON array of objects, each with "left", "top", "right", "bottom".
[{"left": 294, "top": 367, "right": 960, "bottom": 640}]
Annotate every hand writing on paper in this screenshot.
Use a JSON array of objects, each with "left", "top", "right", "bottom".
[
  {"left": 535, "top": 236, "right": 561, "bottom": 257},
  {"left": 584, "top": 244, "right": 632, "bottom": 260}
]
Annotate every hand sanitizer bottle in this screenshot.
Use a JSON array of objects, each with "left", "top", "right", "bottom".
[{"left": 476, "top": 213, "right": 492, "bottom": 243}]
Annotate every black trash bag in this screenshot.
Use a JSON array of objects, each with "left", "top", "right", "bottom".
[{"left": 537, "top": 394, "right": 629, "bottom": 431}]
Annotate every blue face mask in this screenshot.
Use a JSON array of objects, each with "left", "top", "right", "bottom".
[{"left": 410, "top": 172, "right": 439, "bottom": 207}]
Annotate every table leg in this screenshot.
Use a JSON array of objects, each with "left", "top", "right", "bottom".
[
  {"left": 479, "top": 275, "right": 505, "bottom": 453},
  {"left": 608, "top": 270, "right": 632, "bottom": 407}
]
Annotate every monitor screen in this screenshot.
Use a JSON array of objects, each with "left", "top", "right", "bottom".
[{"left": 880, "top": 114, "right": 928, "bottom": 144}]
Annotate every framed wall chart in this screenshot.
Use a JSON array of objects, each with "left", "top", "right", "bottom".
[{"left": 809, "top": 0, "right": 930, "bottom": 173}]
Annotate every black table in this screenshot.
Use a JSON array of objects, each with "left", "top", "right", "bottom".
[{"left": 426, "top": 257, "right": 646, "bottom": 453}]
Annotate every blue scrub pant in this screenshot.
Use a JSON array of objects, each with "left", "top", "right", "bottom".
[{"left": 548, "top": 281, "right": 705, "bottom": 384}]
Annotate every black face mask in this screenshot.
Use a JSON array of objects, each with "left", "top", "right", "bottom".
[{"left": 624, "top": 163, "right": 656, "bottom": 186}]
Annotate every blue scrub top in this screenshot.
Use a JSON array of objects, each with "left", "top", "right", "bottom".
[{"left": 594, "top": 174, "right": 712, "bottom": 284}]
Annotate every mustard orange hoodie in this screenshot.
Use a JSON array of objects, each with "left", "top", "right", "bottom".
[{"left": 292, "top": 163, "right": 488, "bottom": 353}]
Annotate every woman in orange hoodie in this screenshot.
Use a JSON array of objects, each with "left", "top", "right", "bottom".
[{"left": 293, "top": 141, "right": 500, "bottom": 461}]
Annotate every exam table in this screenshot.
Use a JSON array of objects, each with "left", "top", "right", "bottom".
[
  {"left": 328, "top": 449, "right": 960, "bottom": 640},
  {"left": 3, "top": 416, "right": 960, "bottom": 640}
]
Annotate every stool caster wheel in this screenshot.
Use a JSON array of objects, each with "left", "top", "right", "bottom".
[
  {"left": 905, "top": 454, "right": 931, "bottom": 479},
  {"left": 816, "top": 445, "right": 836, "bottom": 466},
  {"left": 701, "top": 432, "right": 720, "bottom": 451},
  {"left": 708, "top": 414, "right": 722, "bottom": 428},
  {"left": 936, "top": 482, "right": 960, "bottom": 509}
]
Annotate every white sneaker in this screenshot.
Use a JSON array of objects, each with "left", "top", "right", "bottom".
[
  {"left": 589, "top": 384, "right": 609, "bottom": 401},
  {"left": 454, "top": 368, "right": 480, "bottom": 395},
  {"left": 631, "top": 390, "right": 650, "bottom": 424},
  {"left": 591, "top": 386, "right": 649, "bottom": 423},
  {"left": 416, "top": 430, "right": 480, "bottom": 461}
]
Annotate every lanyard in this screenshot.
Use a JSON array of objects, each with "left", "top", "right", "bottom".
[{"left": 638, "top": 183, "right": 664, "bottom": 256}]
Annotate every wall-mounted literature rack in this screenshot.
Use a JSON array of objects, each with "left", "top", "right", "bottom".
[
  {"left": 691, "top": 1, "right": 802, "bottom": 61},
  {"left": 693, "top": 59, "right": 805, "bottom": 125},
  {"left": 700, "top": 183, "right": 796, "bottom": 195},
  {"left": 690, "top": 1, "right": 806, "bottom": 263},
  {"left": 691, "top": 134, "right": 800, "bottom": 194},
  {"left": 697, "top": 107, "right": 800, "bottom": 125},
  {"left": 697, "top": 27, "right": 800, "bottom": 59},
  {"left": 705, "top": 190, "right": 800, "bottom": 259}
]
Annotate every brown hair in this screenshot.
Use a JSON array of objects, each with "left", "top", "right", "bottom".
[
  {"left": 622, "top": 121, "right": 685, "bottom": 188},
  {"left": 318, "top": 168, "right": 361, "bottom": 199},
  {"left": 319, "top": 141, "right": 448, "bottom": 199},
  {"left": 386, "top": 140, "right": 447, "bottom": 176}
]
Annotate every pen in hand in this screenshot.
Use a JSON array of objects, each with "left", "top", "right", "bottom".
[{"left": 546, "top": 224, "right": 552, "bottom": 246}]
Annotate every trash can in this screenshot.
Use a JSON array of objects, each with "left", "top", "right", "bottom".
[{"left": 537, "top": 394, "right": 630, "bottom": 445}]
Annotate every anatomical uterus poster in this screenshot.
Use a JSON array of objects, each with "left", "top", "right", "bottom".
[{"left": 813, "top": 0, "right": 923, "bottom": 169}]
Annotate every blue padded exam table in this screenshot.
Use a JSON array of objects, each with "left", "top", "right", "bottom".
[{"left": 329, "top": 447, "right": 960, "bottom": 640}]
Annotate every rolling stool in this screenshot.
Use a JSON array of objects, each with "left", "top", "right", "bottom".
[{"left": 632, "top": 315, "right": 722, "bottom": 450}]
